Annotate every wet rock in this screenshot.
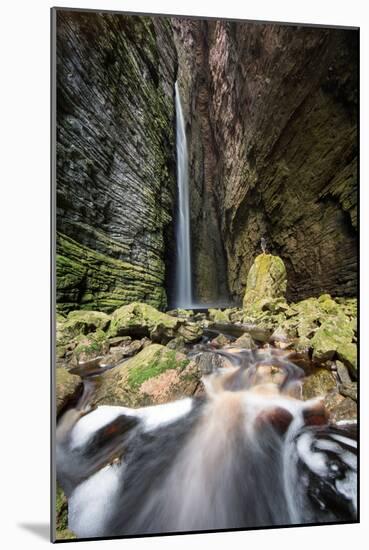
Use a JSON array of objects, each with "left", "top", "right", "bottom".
[
  {"left": 270, "top": 327, "right": 289, "bottom": 344},
  {"left": 177, "top": 321, "right": 203, "bottom": 343},
  {"left": 71, "top": 330, "right": 110, "bottom": 363},
  {"left": 91, "top": 344, "right": 195, "bottom": 407},
  {"left": 102, "top": 339, "right": 144, "bottom": 365},
  {"left": 211, "top": 333, "right": 231, "bottom": 348},
  {"left": 302, "top": 368, "right": 337, "bottom": 400},
  {"left": 329, "top": 396, "right": 357, "bottom": 423},
  {"left": 336, "top": 360, "right": 352, "bottom": 384},
  {"left": 56, "top": 367, "right": 82, "bottom": 415},
  {"left": 243, "top": 254, "right": 287, "bottom": 311},
  {"left": 107, "top": 336, "right": 132, "bottom": 347},
  {"left": 339, "top": 382, "right": 357, "bottom": 402},
  {"left": 194, "top": 352, "right": 227, "bottom": 374},
  {"left": 166, "top": 336, "right": 186, "bottom": 352},
  {"left": 234, "top": 333, "right": 257, "bottom": 349}
]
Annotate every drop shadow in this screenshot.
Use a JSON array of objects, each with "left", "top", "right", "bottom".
[{"left": 18, "top": 523, "right": 50, "bottom": 541}]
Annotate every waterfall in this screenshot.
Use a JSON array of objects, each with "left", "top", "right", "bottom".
[{"left": 174, "top": 81, "right": 192, "bottom": 308}]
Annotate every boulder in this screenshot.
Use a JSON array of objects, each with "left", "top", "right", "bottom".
[
  {"left": 108, "top": 302, "right": 178, "bottom": 340},
  {"left": 91, "top": 344, "right": 200, "bottom": 407},
  {"left": 243, "top": 254, "right": 287, "bottom": 311},
  {"left": 311, "top": 315, "right": 355, "bottom": 368},
  {"left": 208, "top": 309, "right": 230, "bottom": 323},
  {"left": 177, "top": 321, "right": 203, "bottom": 343},
  {"left": 65, "top": 310, "right": 111, "bottom": 333},
  {"left": 233, "top": 333, "right": 257, "bottom": 349},
  {"left": 108, "top": 302, "right": 203, "bottom": 344},
  {"left": 56, "top": 367, "right": 82, "bottom": 414}
]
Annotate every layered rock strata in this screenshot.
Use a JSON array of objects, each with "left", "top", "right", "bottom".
[{"left": 56, "top": 11, "right": 177, "bottom": 312}]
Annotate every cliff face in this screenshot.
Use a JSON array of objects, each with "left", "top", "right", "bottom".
[
  {"left": 173, "top": 20, "right": 357, "bottom": 304},
  {"left": 56, "top": 11, "right": 177, "bottom": 312}
]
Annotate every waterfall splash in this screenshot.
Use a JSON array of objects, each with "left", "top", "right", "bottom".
[
  {"left": 174, "top": 81, "right": 192, "bottom": 308},
  {"left": 57, "top": 345, "right": 357, "bottom": 538}
]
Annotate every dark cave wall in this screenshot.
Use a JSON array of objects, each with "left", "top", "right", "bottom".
[
  {"left": 56, "top": 11, "right": 177, "bottom": 312},
  {"left": 173, "top": 19, "right": 358, "bottom": 304}
]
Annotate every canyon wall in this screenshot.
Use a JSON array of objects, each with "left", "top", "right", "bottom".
[
  {"left": 56, "top": 11, "right": 177, "bottom": 312},
  {"left": 173, "top": 20, "right": 357, "bottom": 304}
]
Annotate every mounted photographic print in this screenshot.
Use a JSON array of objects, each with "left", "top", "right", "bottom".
[{"left": 51, "top": 7, "right": 359, "bottom": 542}]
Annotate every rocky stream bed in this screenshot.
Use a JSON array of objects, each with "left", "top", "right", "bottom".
[{"left": 55, "top": 254, "right": 357, "bottom": 539}]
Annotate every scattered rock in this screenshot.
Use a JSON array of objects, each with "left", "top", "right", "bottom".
[
  {"left": 194, "top": 352, "right": 227, "bottom": 374},
  {"left": 335, "top": 360, "right": 352, "bottom": 384},
  {"left": 211, "top": 333, "right": 230, "bottom": 348},
  {"left": 109, "top": 302, "right": 178, "bottom": 340},
  {"left": 167, "top": 336, "right": 187, "bottom": 352},
  {"left": 234, "top": 333, "right": 257, "bottom": 349},
  {"left": 302, "top": 368, "right": 336, "bottom": 400},
  {"left": 56, "top": 367, "right": 82, "bottom": 415},
  {"left": 177, "top": 321, "right": 203, "bottom": 343},
  {"left": 339, "top": 382, "right": 357, "bottom": 402},
  {"left": 208, "top": 309, "right": 230, "bottom": 323}
]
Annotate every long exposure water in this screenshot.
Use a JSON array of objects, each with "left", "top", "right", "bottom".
[
  {"left": 174, "top": 82, "right": 192, "bottom": 308},
  {"left": 56, "top": 336, "right": 357, "bottom": 538}
]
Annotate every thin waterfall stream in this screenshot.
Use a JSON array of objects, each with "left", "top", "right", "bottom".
[{"left": 174, "top": 81, "right": 192, "bottom": 308}]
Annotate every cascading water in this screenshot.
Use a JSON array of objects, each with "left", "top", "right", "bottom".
[
  {"left": 57, "top": 339, "right": 357, "bottom": 538},
  {"left": 174, "top": 81, "right": 192, "bottom": 308}
]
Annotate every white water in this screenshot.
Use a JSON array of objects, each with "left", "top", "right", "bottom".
[
  {"left": 174, "top": 82, "right": 192, "bottom": 307},
  {"left": 57, "top": 348, "right": 357, "bottom": 537}
]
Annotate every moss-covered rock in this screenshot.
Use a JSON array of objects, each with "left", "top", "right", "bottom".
[
  {"left": 208, "top": 309, "right": 230, "bottom": 323},
  {"left": 108, "top": 302, "right": 202, "bottom": 344},
  {"left": 108, "top": 302, "right": 177, "bottom": 340},
  {"left": 243, "top": 254, "right": 287, "bottom": 311},
  {"left": 311, "top": 315, "right": 355, "bottom": 364},
  {"left": 91, "top": 344, "right": 199, "bottom": 407},
  {"left": 65, "top": 310, "right": 111, "bottom": 333},
  {"left": 56, "top": 367, "right": 82, "bottom": 414}
]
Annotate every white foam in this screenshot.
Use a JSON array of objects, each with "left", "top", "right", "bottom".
[
  {"left": 68, "top": 461, "right": 123, "bottom": 537},
  {"left": 138, "top": 398, "right": 193, "bottom": 431},
  {"left": 70, "top": 406, "right": 138, "bottom": 450},
  {"left": 296, "top": 432, "right": 328, "bottom": 476},
  {"left": 70, "top": 399, "right": 194, "bottom": 450}
]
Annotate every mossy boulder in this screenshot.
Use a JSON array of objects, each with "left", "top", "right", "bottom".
[
  {"left": 243, "top": 254, "right": 287, "bottom": 311},
  {"left": 65, "top": 310, "right": 111, "bottom": 333},
  {"left": 108, "top": 302, "right": 202, "bottom": 344},
  {"left": 108, "top": 302, "right": 177, "bottom": 340},
  {"left": 208, "top": 309, "right": 230, "bottom": 323},
  {"left": 91, "top": 344, "right": 200, "bottom": 407},
  {"left": 177, "top": 322, "right": 203, "bottom": 343},
  {"left": 71, "top": 329, "right": 110, "bottom": 363},
  {"left": 56, "top": 367, "right": 82, "bottom": 414},
  {"left": 311, "top": 314, "right": 356, "bottom": 372}
]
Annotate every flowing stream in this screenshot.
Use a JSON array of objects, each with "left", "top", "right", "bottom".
[
  {"left": 174, "top": 82, "right": 192, "bottom": 308},
  {"left": 56, "top": 332, "right": 357, "bottom": 538}
]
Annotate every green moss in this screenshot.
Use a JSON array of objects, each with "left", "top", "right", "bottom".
[
  {"left": 243, "top": 254, "right": 287, "bottom": 310},
  {"left": 127, "top": 348, "right": 188, "bottom": 389}
]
